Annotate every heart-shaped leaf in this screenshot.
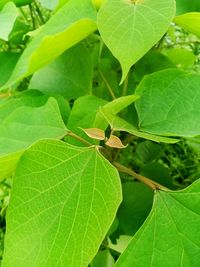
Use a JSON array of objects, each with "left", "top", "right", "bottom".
[
  {"left": 135, "top": 69, "right": 200, "bottom": 137},
  {"left": 97, "top": 0, "right": 175, "bottom": 83},
  {"left": 2, "top": 139, "right": 122, "bottom": 267},
  {"left": 116, "top": 179, "right": 200, "bottom": 267}
]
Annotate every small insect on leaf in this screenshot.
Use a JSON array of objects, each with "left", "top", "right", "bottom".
[
  {"left": 105, "top": 135, "right": 127, "bottom": 149},
  {"left": 80, "top": 127, "right": 105, "bottom": 140}
]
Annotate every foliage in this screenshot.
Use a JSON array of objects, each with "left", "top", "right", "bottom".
[{"left": 0, "top": 0, "right": 200, "bottom": 266}]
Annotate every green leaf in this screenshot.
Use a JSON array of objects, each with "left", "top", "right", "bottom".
[
  {"left": 0, "top": 2, "right": 18, "bottom": 41},
  {"left": 14, "top": 0, "right": 32, "bottom": 5},
  {"left": 141, "top": 162, "right": 174, "bottom": 189},
  {"left": 117, "top": 182, "right": 153, "bottom": 235},
  {"left": 165, "top": 48, "right": 196, "bottom": 69},
  {"left": 90, "top": 250, "right": 115, "bottom": 267},
  {"left": 175, "top": 0, "right": 200, "bottom": 15},
  {"left": 97, "top": 0, "right": 175, "bottom": 83},
  {"left": 66, "top": 95, "right": 107, "bottom": 145},
  {"left": 39, "top": 0, "right": 58, "bottom": 9},
  {"left": 8, "top": 18, "right": 31, "bottom": 45},
  {"left": 116, "top": 179, "right": 200, "bottom": 267},
  {"left": 2, "top": 139, "right": 122, "bottom": 267},
  {"left": 133, "top": 141, "right": 162, "bottom": 165},
  {"left": 134, "top": 51, "right": 175, "bottom": 82},
  {"left": 29, "top": 43, "right": 93, "bottom": 100},
  {"left": 174, "top": 12, "right": 200, "bottom": 38},
  {"left": 1, "top": 0, "right": 97, "bottom": 90},
  {"left": 0, "top": 52, "right": 20, "bottom": 87},
  {"left": 100, "top": 112, "right": 179, "bottom": 143},
  {"left": 0, "top": 95, "right": 67, "bottom": 180},
  {"left": 135, "top": 69, "right": 200, "bottom": 137},
  {"left": 108, "top": 235, "right": 132, "bottom": 254},
  {"left": 94, "top": 95, "right": 139, "bottom": 129}
]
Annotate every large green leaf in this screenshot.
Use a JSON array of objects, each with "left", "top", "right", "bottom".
[
  {"left": 174, "top": 12, "right": 200, "bottom": 38},
  {"left": 2, "top": 139, "right": 122, "bottom": 267},
  {"left": 116, "top": 179, "right": 200, "bottom": 267},
  {"left": 29, "top": 43, "right": 93, "bottom": 100},
  {"left": 97, "top": 0, "right": 175, "bottom": 83},
  {"left": 0, "top": 2, "right": 18, "bottom": 41},
  {"left": 135, "top": 69, "right": 200, "bottom": 137},
  {"left": 0, "top": 95, "right": 67, "bottom": 180},
  {"left": 1, "top": 0, "right": 97, "bottom": 90}
]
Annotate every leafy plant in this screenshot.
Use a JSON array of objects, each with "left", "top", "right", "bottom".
[{"left": 0, "top": 0, "right": 200, "bottom": 266}]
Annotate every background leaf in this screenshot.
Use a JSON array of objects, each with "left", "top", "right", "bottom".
[
  {"left": 97, "top": 0, "right": 175, "bottom": 82},
  {"left": 0, "top": 2, "right": 18, "bottom": 41},
  {"left": 0, "top": 52, "right": 20, "bottom": 87},
  {"left": 117, "top": 182, "right": 153, "bottom": 236},
  {"left": 90, "top": 250, "right": 115, "bottom": 267},
  {"left": 174, "top": 12, "right": 200, "bottom": 38},
  {"left": 1, "top": 0, "right": 97, "bottom": 90},
  {"left": 116, "top": 179, "right": 200, "bottom": 267},
  {"left": 135, "top": 69, "right": 200, "bottom": 137},
  {"left": 175, "top": 0, "right": 200, "bottom": 15},
  {"left": 29, "top": 43, "right": 93, "bottom": 100},
  {"left": 0, "top": 93, "right": 67, "bottom": 180},
  {"left": 2, "top": 139, "right": 122, "bottom": 267}
]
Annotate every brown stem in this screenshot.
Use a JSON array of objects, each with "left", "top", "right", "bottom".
[{"left": 113, "top": 162, "right": 168, "bottom": 191}]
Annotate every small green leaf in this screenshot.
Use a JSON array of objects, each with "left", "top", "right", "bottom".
[
  {"left": 97, "top": 0, "right": 175, "bottom": 83},
  {"left": 94, "top": 94, "right": 139, "bottom": 129},
  {"left": 174, "top": 12, "right": 200, "bottom": 38},
  {"left": 0, "top": 94, "right": 67, "bottom": 180},
  {"left": 0, "top": 2, "right": 18, "bottom": 41},
  {"left": 100, "top": 112, "right": 179, "bottom": 143},
  {"left": 66, "top": 96, "right": 107, "bottom": 145},
  {"left": 116, "top": 179, "right": 200, "bottom": 267},
  {"left": 90, "top": 250, "right": 115, "bottom": 267},
  {"left": 165, "top": 47, "right": 196, "bottom": 69},
  {"left": 135, "top": 69, "right": 200, "bottom": 137},
  {"left": 1, "top": 0, "right": 97, "bottom": 90},
  {"left": 2, "top": 139, "right": 122, "bottom": 267},
  {"left": 108, "top": 235, "right": 132, "bottom": 254},
  {"left": 29, "top": 43, "right": 93, "bottom": 100}
]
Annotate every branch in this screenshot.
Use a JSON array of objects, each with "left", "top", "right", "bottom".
[{"left": 113, "top": 162, "right": 169, "bottom": 191}]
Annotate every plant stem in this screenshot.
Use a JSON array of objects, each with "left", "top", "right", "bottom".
[
  {"left": 29, "top": 4, "right": 36, "bottom": 29},
  {"left": 113, "top": 162, "right": 168, "bottom": 191},
  {"left": 98, "top": 68, "right": 116, "bottom": 100},
  {"left": 19, "top": 7, "right": 30, "bottom": 25},
  {"left": 67, "top": 131, "right": 92, "bottom": 146},
  {"left": 33, "top": 0, "right": 46, "bottom": 24}
]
